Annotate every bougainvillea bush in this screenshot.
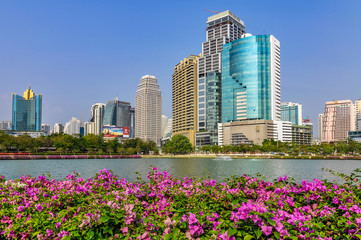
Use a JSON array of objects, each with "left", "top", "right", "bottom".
[{"left": 1, "top": 168, "right": 361, "bottom": 240}]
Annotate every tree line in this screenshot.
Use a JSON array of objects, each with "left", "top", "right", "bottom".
[{"left": 0, "top": 131, "right": 158, "bottom": 155}]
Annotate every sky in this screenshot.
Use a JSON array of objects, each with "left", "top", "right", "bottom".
[{"left": 0, "top": 0, "right": 361, "bottom": 137}]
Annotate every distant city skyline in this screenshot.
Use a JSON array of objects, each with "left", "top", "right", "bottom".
[{"left": 0, "top": 1, "right": 361, "bottom": 138}]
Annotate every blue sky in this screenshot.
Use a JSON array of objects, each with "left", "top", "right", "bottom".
[{"left": 1, "top": 0, "right": 360, "bottom": 136}]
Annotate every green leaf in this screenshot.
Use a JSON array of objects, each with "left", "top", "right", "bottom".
[
  {"left": 244, "top": 235, "right": 254, "bottom": 240},
  {"left": 99, "top": 216, "right": 110, "bottom": 223},
  {"left": 87, "top": 230, "right": 95, "bottom": 239},
  {"left": 254, "top": 229, "right": 262, "bottom": 239},
  {"left": 273, "top": 232, "right": 280, "bottom": 239},
  {"left": 356, "top": 235, "right": 361, "bottom": 240},
  {"left": 228, "top": 228, "right": 237, "bottom": 236},
  {"left": 164, "top": 234, "right": 172, "bottom": 240},
  {"left": 267, "top": 219, "right": 276, "bottom": 227}
]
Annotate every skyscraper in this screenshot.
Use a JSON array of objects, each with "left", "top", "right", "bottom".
[
  {"left": 64, "top": 117, "right": 81, "bottom": 136},
  {"left": 172, "top": 55, "right": 199, "bottom": 146},
  {"left": 322, "top": 100, "right": 354, "bottom": 142},
  {"left": 135, "top": 75, "right": 162, "bottom": 145},
  {"left": 88, "top": 103, "right": 106, "bottom": 135},
  {"left": 281, "top": 102, "right": 303, "bottom": 125},
  {"left": 103, "top": 98, "right": 133, "bottom": 137},
  {"left": 196, "top": 10, "right": 246, "bottom": 146},
  {"left": 12, "top": 86, "right": 42, "bottom": 131},
  {"left": 318, "top": 113, "right": 324, "bottom": 141},
  {"left": 41, "top": 124, "right": 51, "bottom": 135},
  {"left": 355, "top": 99, "right": 361, "bottom": 131},
  {"left": 221, "top": 34, "right": 281, "bottom": 123},
  {"left": 53, "top": 123, "right": 64, "bottom": 134}
]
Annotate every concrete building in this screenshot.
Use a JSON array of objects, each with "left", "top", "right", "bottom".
[
  {"left": 292, "top": 124, "right": 313, "bottom": 145},
  {"left": 322, "top": 100, "right": 354, "bottom": 142},
  {"left": 281, "top": 102, "right": 303, "bottom": 125},
  {"left": 0, "top": 121, "right": 12, "bottom": 130},
  {"left": 172, "top": 55, "right": 199, "bottom": 146},
  {"left": 196, "top": 10, "right": 246, "bottom": 146},
  {"left": 318, "top": 114, "right": 324, "bottom": 141},
  {"left": 87, "top": 103, "right": 106, "bottom": 135},
  {"left": 135, "top": 75, "right": 162, "bottom": 145},
  {"left": 64, "top": 117, "right": 81, "bottom": 136},
  {"left": 41, "top": 124, "right": 51, "bottom": 135},
  {"left": 218, "top": 120, "right": 275, "bottom": 146},
  {"left": 355, "top": 99, "right": 361, "bottom": 131},
  {"left": 12, "top": 86, "right": 42, "bottom": 131},
  {"left": 161, "top": 115, "right": 168, "bottom": 138},
  {"left": 53, "top": 123, "right": 64, "bottom": 134}
]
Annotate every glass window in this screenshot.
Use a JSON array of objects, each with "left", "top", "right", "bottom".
[
  {"left": 199, "top": 103, "right": 204, "bottom": 108},
  {"left": 199, "top": 110, "right": 204, "bottom": 114},
  {"left": 199, "top": 97, "right": 205, "bottom": 102},
  {"left": 199, "top": 85, "right": 205, "bottom": 90},
  {"left": 199, "top": 78, "right": 205, "bottom": 84},
  {"left": 199, "top": 91, "right": 205, "bottom": 96}
]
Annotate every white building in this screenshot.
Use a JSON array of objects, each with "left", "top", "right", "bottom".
[
  {"left": 135, "top": 75, "right": 162, "bottom": 145},
  {"left": 87, "top": 103, "right": 106, "bottom": 135},
  {"left": 53, "top": 123, "right": 64, "bottom": 134},
  {"left": 274, "top": 121, "right": 292, "bottom": 142},
  {"left": 161, "top": 115, "right": 168, "bottom": 138},
  {"left": 41, "top": 124, "right": 51, "bottom": 135},
  {"left": 0, "top": 121, "right": 12, "bottom": 130},
  {"left": 163, "top": 118, "right": 172, "bottom": 138},
  {"left": 318, "top": 114, "right": 324, "bottom": 141},
  {"left": 64, "top": 117, "right": 81, "bottom": 136},
  {"left": 355, "top": 99, "right": 361, "bottom": 131}
]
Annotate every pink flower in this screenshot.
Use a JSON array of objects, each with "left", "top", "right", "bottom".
[
  {"left": 261, "top": 226, "right": 273, "bottom": 236},
  {"left": 122, "top": 226, "right": 128, "bottom": 235},
  {"left": 55, "top": 222, "right": 61, "bottom": 228},
  {"left": 18, "top": 206, "right": 25, "bottom": 212}
]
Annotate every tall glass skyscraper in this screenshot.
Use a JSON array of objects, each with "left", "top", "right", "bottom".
[
  {"left": 103, "top": 98, "right": 133, "bottom": 137},
  {"left": 221, "top": 34, "right": 281, "bottom": 123},
  {"left": 281, "top": 102, "right": 302, "bottom": 125},
  {"left": 12, "top": 86, "right": 42, "bottom": 131},
  {"left": 196, "top": 10, "right": 245, "bottom": 146}
]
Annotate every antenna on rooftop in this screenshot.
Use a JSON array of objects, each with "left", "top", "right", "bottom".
[{"left": 204, "top": 9, "right": 220, "bottom": 14}]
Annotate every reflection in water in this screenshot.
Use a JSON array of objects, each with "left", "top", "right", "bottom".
[{"left": 0, "top": 158, "right": 360, "bottom": 183}]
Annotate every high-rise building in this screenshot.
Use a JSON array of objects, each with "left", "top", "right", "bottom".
[
  {"left": 130, "top": 108, "right": 135, "bottom": 139},
  {"left": 222, "top": 34, "right": 281, "bottom": 123},
  {"left": 281, "top": 102, "right": 303, "bottom": 125},
  {"left": 355, "top": 99, "right": 361, "bottom": 131},
  {"left": 172, "top": 55, "right": 199, "bottom": 146},
  {"left": 12, "top": 86, "right": 42, "bottom": 131},
  {"left": 0, "top": 121, "right": 12, "bottom": 130},
  {"left": 161, "top": 115, "right": 168, "bottom": 138},
  {"left": 318, "top": 114, "right": 324, "bottom": 141},
  {"left": 103, "top": 98, "right": 133, "bottom": 138},
  {"left": 53, "top": 123, "right": 64, "bottom": 134},
  {"left": 322, "top": 100, "right": 354, "bottom": 142},
  {"left": 41, "top": 124, "right": 51, "bottom": 135},
  {"left": 88, "top": 103, "right": 106, "bottom": 135},
  {"left": 196, "top": 10, "right": 246, "bottom": 146},
  {"left": 64, "top": 117, "right": 81, "bottom": 136},
  {"left": 135, "top": 75, "right": 162, "bottom": 145}
]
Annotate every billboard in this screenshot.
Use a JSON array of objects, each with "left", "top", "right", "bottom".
[{"left": 102, "top": 126, "right": 129, "bottom": 138}]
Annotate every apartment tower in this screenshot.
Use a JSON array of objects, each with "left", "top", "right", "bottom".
[
  {"left": 322, "top": 100, "right": 354, "bottom": 142},
  {"left": 172, "top": 55, "right": 200, "bottom": 146},
  {"left": 87, "top": 103, "right": 106, "bottom": 135},
  {"left": 135, "top": 75, "right": 162, "bottom": 146},
  {"left": 355, "top": 99, "right": 361, "bottom": 131},
  {"left": 196, "top": 10, "right": 246, "bottom": 146}
]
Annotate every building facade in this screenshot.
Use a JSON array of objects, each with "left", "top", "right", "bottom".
[
  {"left": 0, "top": 121, "right": 12, "bottom": 130},
  {"left": 355, "top": 99, "right": 361, "bottom": 131},
  {"left": 222, "top": 34, "right": 281, "bottom": 123},
  {"left": 88, "top": 103, "right": 106, "bottom": 135},
  {"left": 103, "top": 98, "right": 133, "bottom": 138},
  {"left": 292, "top": 124, "right": 313, "bottom": 145},
  {"left": 196, "top": 10, "right": 246, "bottom": 146},
  {"left": 318, "top": 114, "right": 324, "bottom": 141},
  {"left": 41, "top": 124, "right": 51, "bottom": 135},
  {"left": 64, "top": 117, "right": 81, "bottom": 136},
  {"left": 135, "top": 75, "right": 162, "bottom": 145},
  {"left": 322, "top": 100, "right": 354, "bottom": 142},
  {"left": 281, "top": 102, "right": 302, "bottom": 125},
  {"left": 12, "top": 86, "right": 42, "bottom": 131},
  {"left": 172, "top": 55, "right": 199, "bottom": 146},
  {"left": 53, "top": 123, "right": 64, "bottom": 134}
]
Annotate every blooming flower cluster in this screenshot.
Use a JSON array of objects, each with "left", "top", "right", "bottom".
[{"left": 0, "top": 167, "right": 361, "bottom": 239}]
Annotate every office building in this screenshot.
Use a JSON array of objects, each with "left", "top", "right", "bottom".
[
  {"left": 64, "top": 117, "right": 81, "bottom": 136},
  {"left": 0, "top": 121, "right": 12, "bottom": 130},
  {"left": 41, "top": 124, "right": 51, "bottom": 135},
  {"left": 318, "top": 114, "right": 324, "bottom": 141},
  {"left": 281, "top": 102, "right": 303, "bottom": 125},
  {"left": 103, "top": 99, "right": 133, "bottom": 138},
  {"left": 292, "top": 125, "right": 313, "bottom": 145},
  {"left": 161, "top": 115, "right": 168, "bottom": 137},
  {"left": 196, "top": 10, "right": 246, "bottom": 146},
  {"left": 172, "top": 55, "right": 199, "bottom": 146},
  {"left": 53, "top": 123, "right": 64, "bottom": 134},
  {"left": 163, "top": 118, "right": 172, "bottom": 138},
  {"left": 355, "top": 99, "right": 361, "bottom": 131},
  {"left": 135, "top": 75, "right": 162, "bottom": 145},
  {"left": 12, "top": 86, "right": 42, "bottom": 131},
  {"left": 322, "top": 100, "right": 354, "bottom": 142},
  {"left": 130, "top": 108, "right": 135, "bottom": 139},
  {"left": 87, "top": 103, "right": 106, "bottom": 135},
  {"left": 222, "top": 34, "right": 281, "bottom": 123}
]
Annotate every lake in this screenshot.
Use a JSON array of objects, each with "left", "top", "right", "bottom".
[{"left": 1, "top": 158, "right": 361, "bottom": 183}]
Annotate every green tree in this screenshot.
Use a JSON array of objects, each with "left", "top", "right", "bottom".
[{"left": 162, "top": 135, "right": 193, "bottom": 155}]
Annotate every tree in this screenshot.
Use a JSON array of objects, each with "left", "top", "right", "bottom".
[{"left": 162, "top": 135, "right": 193, "bottom": 155}]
